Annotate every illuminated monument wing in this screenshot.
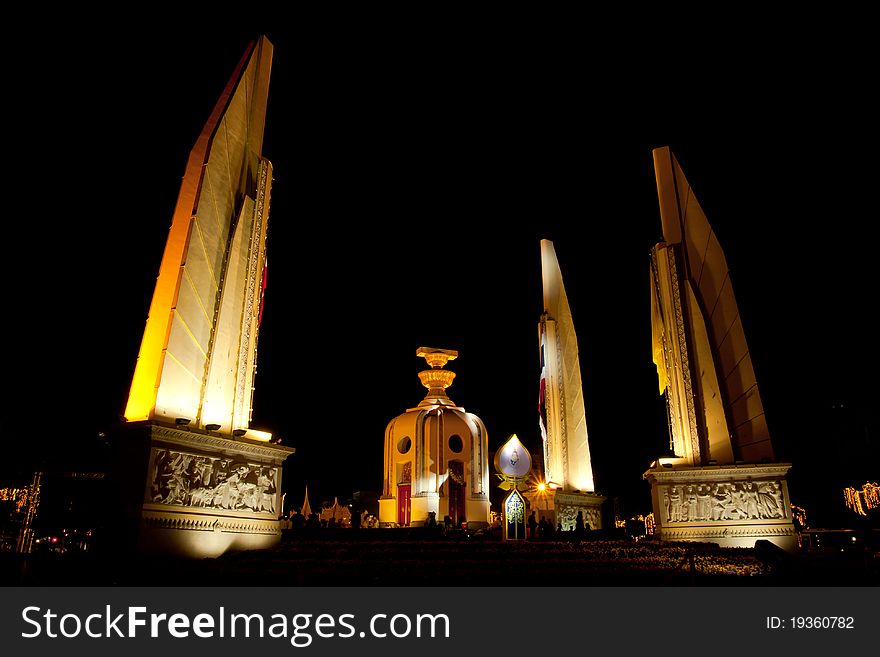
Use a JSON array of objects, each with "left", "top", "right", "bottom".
[
  {"left": 111, "top": 36, "right": 294, "bottom": 558},
  {"left": 125, "top": 37, "right": 273, "bottom": 435},
  {"left": 378, "top": 348, "right": 491, "bottom": 529},
  {"left": 643, "top": 147, "right": 796, "bottom": 550},
  {"left": 530, "top": 240, "right": 604, "bottom": 531}
]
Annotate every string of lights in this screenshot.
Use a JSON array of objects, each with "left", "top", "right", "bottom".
[
  {"left": 790, "top": 504, "right": 808, "bottom": 529},
  {"left": 843, "top": 482, "right": 879, "bottom": 516},
  {"left": 0, "top": 486, "right": 31, "bottom": 512}
]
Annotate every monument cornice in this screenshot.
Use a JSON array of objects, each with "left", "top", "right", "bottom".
[
  {"left": 142, "top": 510, "right": 280, "bottom": 535},
  {"left": 150, "top": 424, "right": 294, "bottom": 462},
  {"left": 644, "top": 463, "right": 792, "bottom": 484},
  {"left": 143, "top": 502, "right": 276, "bottom": 521},
  {"left": 553, "top": 491, "right": 607, "bottom": 504}
]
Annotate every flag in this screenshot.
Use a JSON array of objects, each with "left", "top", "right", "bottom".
[{"left": 539, "top": 327, "right": 548, "bottom": 441}]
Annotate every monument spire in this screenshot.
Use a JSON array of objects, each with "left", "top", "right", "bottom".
[
  {"left": 644, "top": 146, "right": 796, "bottom": 551},
  {"left": 538, "top": 239, "right": 595, "bottom": 493},
  {"left": 123, "top": 36, "right": 274, "bottom": 439},
  {"left": 529, "top": 240, "right": 605, "bottom": 533},
  {"left": 108, "top": 36, "right": 294, "bottom": 560}
]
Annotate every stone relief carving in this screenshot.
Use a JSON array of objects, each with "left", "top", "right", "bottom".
[
  {"left": 557, "top": 504, "right": 602, "bottom": 531},
  {"left": 148, "top": 448, "right": 277, "bottom": 515},
  {"left": 664, "top": 481, "right": 785, "bottom": 523}
]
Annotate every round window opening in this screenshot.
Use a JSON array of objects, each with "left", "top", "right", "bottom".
[
  {"left": 397, "top": 436, "right": 412, "bottom": 454},
  {"left": 448, "top": 434, "right": 463, "bottom": 453}
]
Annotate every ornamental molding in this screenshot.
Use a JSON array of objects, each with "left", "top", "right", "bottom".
[
  {"left": 554, "top": 491, "right": 606, "bottom": 506},
  {"left": 667, "top": 247, "right": 701, "bottom": 461},
  {"left": 661, "top": 525, "right": 796, "bottom": 540},
  {"left": 660, "top": 518, "right": 794, "bottom": 536},
  {"left": 233, "top": 159, "right": 270, "bottom": 426},
  {"left": 644, "top": 464, "right": 792, "bottom": 484},
  {"left": 150, "top": 425, "right": 293, "bottom": 463},
  {"left": 553, "top": 325, "right": 569, "bottom": 486},
  {"left": 659, "top": 518, "right": 794, "bottom": 529},
  {"left": 142, "top": 510, "right": 280, "bottom": 535},
  {"left": 143, "top": 503, "right": 275, "bottom": 522}
]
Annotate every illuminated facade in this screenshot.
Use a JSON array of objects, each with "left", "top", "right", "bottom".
[
  {"left": 124, "top": 36, "right": 273, "bottom": 435},
  {"left": 379, "top": 348, "right": 490, "bottom": 529},
  {"left": 110, "top": 36, "right": 294, "bottom": 558},
  {"left": 531, "top": 240, "right": 604, "bottom": 530},
  {"left": 643, "top": 147, "right": 796, "bottom": 550}
]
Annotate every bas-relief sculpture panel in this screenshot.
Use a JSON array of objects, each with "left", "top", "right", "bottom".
[
  {"left": 556, "top": 504, "right": 602, "bottom": 531},
  {"left": 148, "top": 448, "right": 278, "bottom": 515},
  {"left": 663, "top": 481, "right": 785, "bottom": 523}
]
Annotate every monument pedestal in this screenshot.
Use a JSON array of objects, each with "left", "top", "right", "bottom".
[
  {"left": 526, "top": 489, "right": 606, "bottom": 531},
  {"left": 643, "top": 461, "right": 797, "bottom": 551},
  {"left": 409, "top": 492, "right": 439, "bottom": 527},
  {"left": 109, "top": 421, "right": 294, "bottom": 558}
]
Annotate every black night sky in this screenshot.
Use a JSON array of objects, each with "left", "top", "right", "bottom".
[{"left": 5, "top": 24, "right": 877, "bottom": 527}]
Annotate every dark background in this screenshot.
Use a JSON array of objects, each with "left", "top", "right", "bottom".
[{"left": 4, "top": 22, "right": 877, "bottom": 527}]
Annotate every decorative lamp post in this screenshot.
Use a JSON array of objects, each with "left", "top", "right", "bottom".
[{"left": 494, "top": 434, "right": 532, "bottom": 541}]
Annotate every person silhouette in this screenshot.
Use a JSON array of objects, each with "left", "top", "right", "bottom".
[
  {"left": 575, "top": 511, "right": 585, "bottom": 539},
  {"left": 528, "top": 511, "right": 537, "bottom": 540},
  {"left": 291, "top": 511, "right": 305, "bottom": 531}
]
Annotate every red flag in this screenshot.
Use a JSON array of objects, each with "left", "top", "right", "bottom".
[
  {"left": 258, "top": 262, "right": 268, "bottom": 327},
  {"left": 539, "top": 327, "right": 547, "bottom": 441}
]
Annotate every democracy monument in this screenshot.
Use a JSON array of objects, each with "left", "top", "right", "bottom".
[
  {"left": 107, "top": 35, "right": 795, "bottom": 558},
  {"left": 379, "top": 348, "right": 491, "bottom": 529},
  {"left": 527, "top": 240, "right": 606, "bottom": 530},
  {"left": 108, "top": 36, "right": 293, "bottom": 558},
  {"left": 643, "top": 147, "right": 797, "bottom": 550}
]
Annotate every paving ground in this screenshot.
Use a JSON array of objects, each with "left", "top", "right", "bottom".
[{"left": 2, "top": 531, "right": 877, "bottom": 586}]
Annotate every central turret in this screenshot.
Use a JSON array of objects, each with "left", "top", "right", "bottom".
[
  {"left": 416, "top": 347, "right": 459, "bottom": 408},
  {"left": 379, "top": 347, "right": 490, "bottom": 529}
]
